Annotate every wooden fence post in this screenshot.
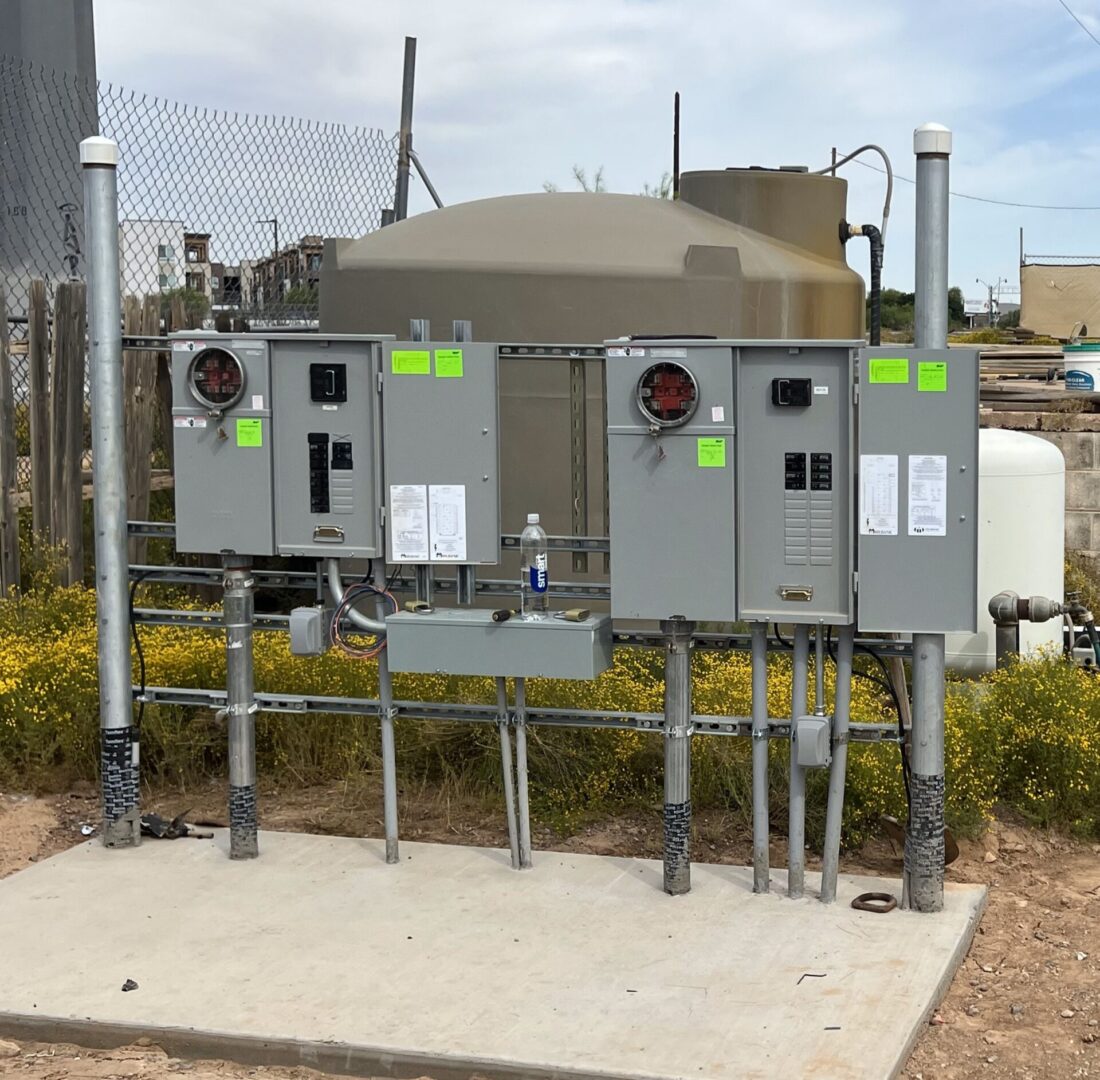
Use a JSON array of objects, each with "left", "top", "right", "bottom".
[
  {"left": 0, "top": 289, "right": 20, "bottom": 593},
  {"left": 27, "top": 279, "right": 51, "bottom": 538},
  {"left": 50, "top": 281, "right": 87, "bottom": 586},
  {"left": 124, "top": 296, "right": 158, "bottom": 564}
]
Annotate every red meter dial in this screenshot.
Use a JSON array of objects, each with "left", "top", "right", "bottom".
[
  {"left": 636, "top": 362, "right": 698, "bottom": 427},
  {"left": 188, "top": 347, "right": 245, "bottom": 410}
]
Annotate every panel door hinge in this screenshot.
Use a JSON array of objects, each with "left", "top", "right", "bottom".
[
  {"left": 852, "top": 570, "right": 859, "bottom": 594},
  {"left": 377, "top": 371, "right": 384, "bottom": 393},
  {"left": 852, "top": 380, "right": 860, "bottom": 405},
  {"left": 379, "top": 505, "right": 386, "bottom": 528}
]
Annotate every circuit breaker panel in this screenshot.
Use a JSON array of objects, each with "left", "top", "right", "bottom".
[
  {"left": 171, "top": 337, "right": 275, "bottom": 556},
  {"left": 856, "top": 347, "right": 979, "bottom": 633},
  {"left": 736, "top": 343, "right": 855, "bottom": 624},
  {"left": 270, "top": 339, "right": 384, "bottom": 559},
  {"left": 606, "top": 344, "right": 737, "bottom": 621},
  {"left": 381, "top": 341, "right": 500, "bottom": 565}
]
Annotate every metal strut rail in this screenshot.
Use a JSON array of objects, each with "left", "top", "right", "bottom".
[{"left": 133, "top": 685, "right": 900, "bottom": 743}]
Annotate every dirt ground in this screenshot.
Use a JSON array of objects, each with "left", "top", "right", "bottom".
[{"left": 1, "top": 784, "right": 1098, "bottom": 1080}]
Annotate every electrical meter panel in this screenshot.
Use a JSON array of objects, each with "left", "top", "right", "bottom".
[
  {"left": 856, "top": 347, "right": 979, "bottom": 634},
  {"left": 172, "top": 337, "right": 275, "bottom": 556},
  {"left": 269, "top": 339, "right": 384, "bottom": 559},
  {"left": 605, "top": 343, "right": 736, "bottom": 621},
  {"left": 381, "top": 342, "right": 500, "bottom": 565},
  {"left": 736, "top": 343, "right": 857, "bottom": 625},
  {"left": 171, "top": 333, "right": 387, "bottom": 558}
]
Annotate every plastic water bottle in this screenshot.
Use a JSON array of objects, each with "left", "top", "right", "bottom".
[{"left": 520, "top": 513, "right": 549, "bottom": 619}]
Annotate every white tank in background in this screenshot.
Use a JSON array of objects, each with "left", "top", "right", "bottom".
[{"left": 946, "top": 429, "right": 1065, "bottom": 672}]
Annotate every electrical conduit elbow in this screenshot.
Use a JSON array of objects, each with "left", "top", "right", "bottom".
[{"left": 326, "top": 558, "right": 387, "bottom": 635}]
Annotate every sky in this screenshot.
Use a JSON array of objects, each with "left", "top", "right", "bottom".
[{"left": 92, "top": 0, "right": 1100, "bottom": 303}]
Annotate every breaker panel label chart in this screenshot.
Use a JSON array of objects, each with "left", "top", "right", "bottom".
[
  {"left": 908, "top": 454, "right": 947, "bottom": 536},
  {"left": 859, "top": 454, "right": 898, "bottom": 536}
]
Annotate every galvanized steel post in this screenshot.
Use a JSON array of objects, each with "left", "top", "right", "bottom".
[
  {"left": 750, "top": 622, "right": 770, "bottom": 893},
  {"left": 223, "top": 555, "right": 258, "bottom": 859},
  {"left": 496, "top": 677, "right": 521, "bottom": 869},
  {"left": 906, "top": 121, "right": 952, "bottom": 913},
  {"left": 661, "top": 617, "right": 694, "bottom": 895},
  {"left": 787, "top": 625, "right": 810, "bottom": 898},
  {"left": 514, "top": 677, "right": 533, "bottom": 869},
  {"left": 819, "top": 625, "right": 854, "bottom": 903},
  {"left": 82, "top": 136, "right": 139, "bottom": 848},
  {"left": 393, "top": 36, "right": 416, "bottom": 222}
]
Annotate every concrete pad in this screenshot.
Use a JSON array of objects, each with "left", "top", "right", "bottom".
[{"left": 0, "top": 832, "right": 985, "bottom": 1080}]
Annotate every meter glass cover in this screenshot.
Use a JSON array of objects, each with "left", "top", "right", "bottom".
[
  {"left": 636, "top": 362, "right": 698, "bottom": 427},
  {"left": 189, "top": 348, "right": 245, "bottom": 408}
]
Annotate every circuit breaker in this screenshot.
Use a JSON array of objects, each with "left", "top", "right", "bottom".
[
  {"left": 171, "top": 333, "right": 387, "bottom": 558},
  {"left": 736, "top": 342, "right": 856, "bottom": 624},
  {"left": 606, "top": 343, "right": 736, "bottom": 621},
  {"left": 856, "top": 347, "right": 979, "bottom": 633},
  {"left": 381, "top": 341, "right": 500, "bottom": 565},
  {"left": 269, "top": 338, "right": 384, "bottom": 559}
]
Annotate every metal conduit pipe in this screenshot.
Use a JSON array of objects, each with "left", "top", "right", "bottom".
[
  {"left": 223, "top": 555, "right": 259, "bottom": 859},
  {"left": 662, "top": 617, "right": 694, "bottom": 895},
  {"left": 787, "top": 625, "right": 810, "bottom": 899},
  {"left": 819, "top": 624, "right": 854, "bottom": 903},
  {"left": 514, "top": 677, "right": 533, "bottom": 869},
  {"left": 750, "top": 623, "right": 770, "bottom": 893},
  {"left": 496, "top": 677, "right": 521, "bottom": 869},
  {"left": 376, "top": 595, "right": 400, "bottom": 863},
  {"left": 325, "top": 558, "right": 387, "bottom": 635}
]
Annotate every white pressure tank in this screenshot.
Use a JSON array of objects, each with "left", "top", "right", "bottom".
[{"left": 946, "top": 429, "right": 1065, "bottom": 672}]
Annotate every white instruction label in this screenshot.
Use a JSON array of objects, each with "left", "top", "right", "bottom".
[
  {"left": 428, "top": 484, "right": 467, "bottom": 561},
  {"left": 173, "top": 415, "right": 207, "bottom": 429},
  {"left": 711, "top": 405, "right": 725, "bottom": 422},
  {"left": 859, "top": 454, "right": 899, "bottom": 536},
  {"left": 251, "top": 394, "right": 264, "bottom": 410},
  {"left": 389, "top": 484, "right": 429, "bottom": 561},
  {"left": 650, "top": 347, "right": 687, "bottom": 359},
  {"left": 813, "top": 385, "right": 829, "bottom": 396},
  {"left": 908, "top": 454, "right": 947, "bottom": 536},
  {"left": 607, "top": 346, "right": 646, "bottom": 357}
]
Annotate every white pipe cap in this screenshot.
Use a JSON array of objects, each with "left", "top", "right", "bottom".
[
  {"left": 914, "top": 122, "right": 952, "bottom": 156},
  {"left": 79, "top": 136, "right": 119, "bottom": 167}
]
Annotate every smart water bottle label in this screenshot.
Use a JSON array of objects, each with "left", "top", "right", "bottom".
[{"left": 530, "top": 553, "right": 548, "bottom": 593}]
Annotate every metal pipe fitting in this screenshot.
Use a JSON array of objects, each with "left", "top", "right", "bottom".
[
  {"left": 661, "top": 616, "right": 695, "bottom": 896},
  {"left": 224, "top": 555, "right": 258, "bottom": 859},
  {"left": 325, "top": 558, "right": 386, "bottom": 635}
]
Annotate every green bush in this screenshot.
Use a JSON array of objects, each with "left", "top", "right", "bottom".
[{"left": 0, "top": 581, "right": 1098, "bottom": 843}]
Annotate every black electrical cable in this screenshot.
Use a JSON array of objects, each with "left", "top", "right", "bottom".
[
  {"left": 772, "top": 623, "right": 792, "bottom": 650},
  {"left": 128, "top": 570, "right": 151, "bottom": 733}
]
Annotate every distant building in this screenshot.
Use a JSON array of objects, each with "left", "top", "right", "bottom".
[
  {"left": 183, "top": 231, "right": 212, "bottom": 306},
  {"left": 118, "top": 219, "right": 185, "bottom": 297},
  {"left": 249, "top": 236, "right": 323, "bottom": 309}
]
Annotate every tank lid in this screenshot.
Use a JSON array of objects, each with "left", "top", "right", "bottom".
[{"left": 979, "top": 428, "right": 1065, "bottom": 476}]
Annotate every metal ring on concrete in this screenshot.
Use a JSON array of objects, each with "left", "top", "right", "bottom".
[{"left": 850, "top": 891, "right": 898, "bottom": 914}]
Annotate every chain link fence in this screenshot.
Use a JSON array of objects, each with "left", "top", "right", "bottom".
[{"left": 2, "top": 53, "right": 400, "bottom": 488}]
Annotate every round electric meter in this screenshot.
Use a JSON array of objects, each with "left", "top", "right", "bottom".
[
  {"left": 635, "top": 362, "right": 698, "bottom": 427},
  {"left": 187, "top": 347, "right": 245, "bottom": 410}
]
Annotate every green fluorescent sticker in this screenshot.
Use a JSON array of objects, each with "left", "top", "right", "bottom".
[
  {"left": 435, "top": 348, "right": 464, "bottom": 378},
  {"left": 869, "top": 357, "right": 910, "bottom": 384},
  {"left": 391, "top": 349, "right": 430, "bottom": 375},
  {"left": 236, "top": 418, "right": 262, "bottom": 447},
  {"left": 697, "top": 437, "right": 726, "bottom": 468},
  {"left": 918, "top": 361, "right": 948, "bottom": 392}
]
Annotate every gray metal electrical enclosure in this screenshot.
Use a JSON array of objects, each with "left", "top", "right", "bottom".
[
  {"left": 606, "top": 344, "right": 736, "bottom": 621},
  {"left": 171, "top": 337, "right": 275, "bottom": 556},
  {"left": 270, "top": 338, "right": 384, "bottom": 559},
  {"left": 856, "top": 347, "right": 979, "bottom": 634},
  {"left": 385, "top": 609, "right": 612, "bottom": 679},
  {"left": 171, "top": 333, "right": 387, "bottom": 559},
  {"left": 381, "top": 342, "right": 500, "bottom": 565},
  {"left": 736, "top": 342, "right": 856, "bottom": 624}
]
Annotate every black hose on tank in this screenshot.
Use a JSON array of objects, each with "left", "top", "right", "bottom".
[{"left": 840, "top": 221, "right": 884, "bottom": 346}]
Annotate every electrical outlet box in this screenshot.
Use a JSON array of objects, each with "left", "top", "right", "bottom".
[
  {"left": 289, "top": 605, "right": 331, "bottom": 656},
  {"left": 856, "top": 347, "right": 979, "bottom": 634},
  {"left": 384, "top": 609, "right": 613, "bottom": 679},
  {"left": 381, "top": 342, "right": 501, "bottom": 565},
  {"left": 794, "top": 716, "right": 832, "bottom": 768}
]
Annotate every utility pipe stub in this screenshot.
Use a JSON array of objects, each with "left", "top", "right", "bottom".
[
  {"left": 79, "top": 136, "right": 120, "bottom": 167},
  {"left": 913, "top": 123, "right": 952, "bottom": 157}
]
